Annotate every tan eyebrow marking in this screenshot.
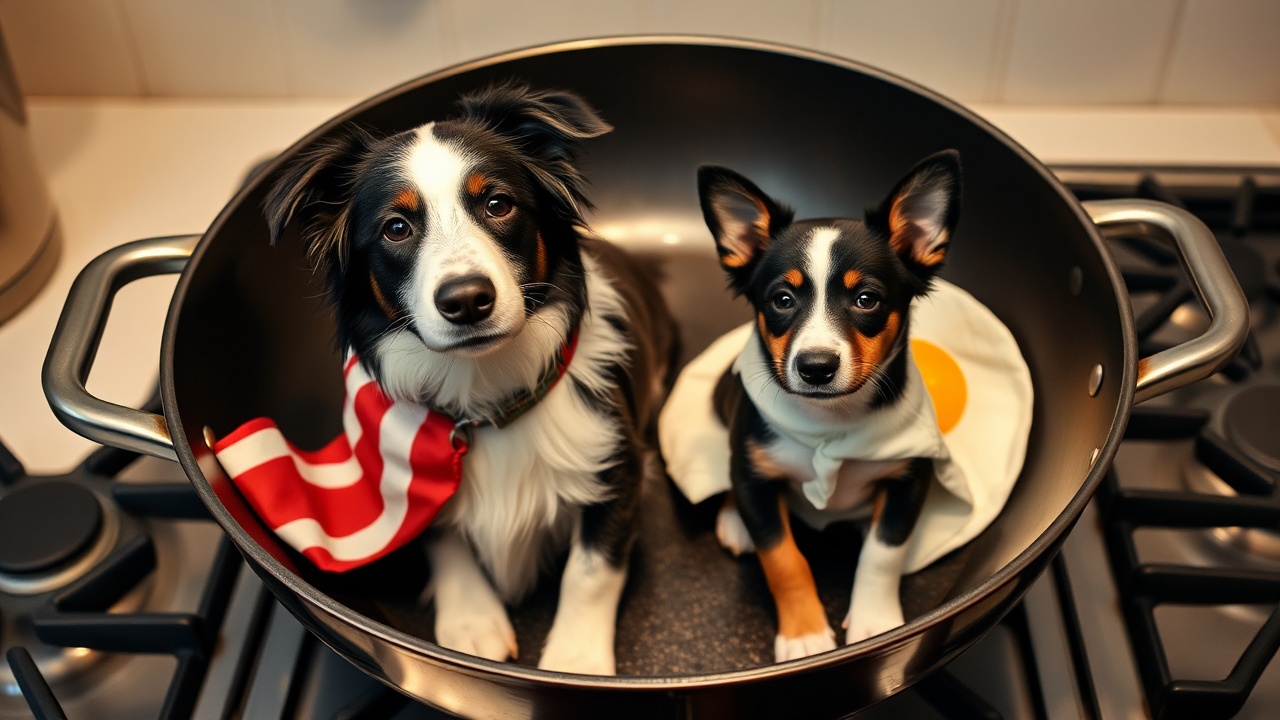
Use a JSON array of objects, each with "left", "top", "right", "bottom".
[
  {"left": 843, "top": 269, "right": 861, "bottom": 289},
  {"left": 465, "top": 172, "right": 490, "bottom": 196},
  {"left": 784, "top": 269, "right": 803, "bottom": 287},
  {"left": 393, "top": 188, "right": 420, "bottom": 212}
]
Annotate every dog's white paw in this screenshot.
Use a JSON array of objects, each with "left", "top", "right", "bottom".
[
  {"left": 843, "top": 605, "right": 905, "bottom": 645},
  {"left": 774, "top": 628, "right": 837, "bottom": 662},
  {"left": 715, "top": 503, "right": 755, "bottom": 556},
  {"left": 434, "top": 596, "right": 518, "bottom": 662},
  {"left": 538, "top": 629, "right": 616, "bottom": 675}
]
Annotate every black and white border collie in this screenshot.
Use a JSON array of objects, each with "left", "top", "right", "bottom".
[
  {"left": 264, "top": 84, "right": 678, "bottom": 674},
  {"left": 700, "top": 152, "right": 962, "bottom": 661}
]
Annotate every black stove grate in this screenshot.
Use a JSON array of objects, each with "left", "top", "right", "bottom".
[
  {"left": 1099, "top": 407, "right": 1280, "bottom": 720},
  {"left": 1, "top": 434, "right": 240, "bottom": 720},
  {"left": 15, "top": 170, "right": 1278, "bottom": 720},
  {"left": 1079, "top": 171, "right": 1280, "bottom": 720}
]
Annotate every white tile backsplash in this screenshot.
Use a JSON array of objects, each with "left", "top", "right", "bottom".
[
  {"left": 122, "top": 0, "right": 288, "bottom": 97},
  {"left": 970, "top": 104, "right": 1280, "bottom": 166},
  {"left": 817, "top": 0, "right": 1008, "bottom": 102},
  {"left": 1001, "top": 0, "right": 1181, "bottom": 104},
  {"left": 1160, "top": 0, "right": 1280, "bottom": 105},
  {"left": 644, "top": 0, "right": 817, "bottom": 48},
  {"left": 0, "top": 0, "right": 142, "bottom": 95},
  {"left": 450, "top": 0, "right": 642, "bottom": 64},
  {"left": 1, "top": 0, "right": 1277, "bottom": 105},
  {"left": 275, "top": 0, "right": 454, "bottom": 98}
]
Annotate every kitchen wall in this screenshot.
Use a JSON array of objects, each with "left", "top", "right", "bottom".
[{"left": 0, "top": 0, "right": 1277, "bottom": 105}]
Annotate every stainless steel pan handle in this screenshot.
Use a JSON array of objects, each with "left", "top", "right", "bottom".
[
  {"left": 42, "top": 235, "right": 199, "bottom": 460},
  {"left": 1084, "top": 199, "right": 1249, "bottom": 403}
]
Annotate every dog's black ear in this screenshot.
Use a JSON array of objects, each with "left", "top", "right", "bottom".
[
  {"left": 262, "top": 127, "right": 372, "bottom": 266},
  {"left": 455, "top": 83, "right": 611, "bottom": 224},
  {"left": 697, "top": 165, "right": 794, "bottom": 291},
  {"left": 871, "top": 150, "right": 961, "bottom": 281}
]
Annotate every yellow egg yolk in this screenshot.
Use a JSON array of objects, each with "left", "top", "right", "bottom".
[{"left": 911, "top": 339, "right": 967, "bottom": 434}]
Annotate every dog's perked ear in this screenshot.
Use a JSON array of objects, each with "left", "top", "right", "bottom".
[
  {"left": 454, "top": 83, "right": 612, "bottom": 225},
  {"left": 261, "top": 127, "right": 373, "bottom": 265},
  {"left": 697, "top": 166, "right": 794, "bottom": 292},
  {"left": 872, "top": 150, "right": 962, "bottom": 283}
]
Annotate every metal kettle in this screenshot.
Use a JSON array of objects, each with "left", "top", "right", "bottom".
[{"left": 0, "top": 22, "right": 58, "bottom": 325}]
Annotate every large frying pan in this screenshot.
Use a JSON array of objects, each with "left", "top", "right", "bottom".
[{"left": 43, "top": 38, "right": 1247, "bottom": 719}]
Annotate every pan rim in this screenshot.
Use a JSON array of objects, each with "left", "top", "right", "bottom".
[{"left": 161, "top": 34, "right": 1138, "bottom": 691}]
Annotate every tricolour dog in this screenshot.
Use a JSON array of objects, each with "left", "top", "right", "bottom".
[
  {"left": 264, "top": 84, "right": 678, "bottom": 674},
  {"left": 699, "top": 151, "right": 962, "bottom": 661}
]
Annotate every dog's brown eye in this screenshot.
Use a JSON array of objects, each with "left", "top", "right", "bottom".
[
  {"left": 771, "top": 291, "right": 795, "bottom": 310},
  {"left": 485, "top": 194, "right": 514, "bottom": 218},
  {"left": 854, "top": 292, "right": 880, "bottom": 310},
  {"left": 382, "top": 218, "right": 412, "bottom": 242}
]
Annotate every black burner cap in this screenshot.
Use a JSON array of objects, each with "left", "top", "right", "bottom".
[
  {"left": 0, "top": 481, "right": 103, "bottom": 575},
  {"left": 1219, "top": 240, "right": 1267, "bottom": 302},
  {"left": 1223, "top": 386, "right": 1280, "bottom": 473}
]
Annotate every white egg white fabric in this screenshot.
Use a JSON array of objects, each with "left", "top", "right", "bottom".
[{"left": 659, "top": 279, "right": 1033, "bottom": 573}]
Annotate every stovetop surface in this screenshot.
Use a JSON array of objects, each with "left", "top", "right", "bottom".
[
  {"left": 3, "top": 167, "right": 1279, "bottom": 720},
  {"left": 1061, "top": 169, "right": 1280, "bottom": 720}
]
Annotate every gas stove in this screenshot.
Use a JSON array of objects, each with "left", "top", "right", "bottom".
[
  {"left": 1056, "top": 168, "right": 1280, "bottom": 720},
  {"left": 1, "top": 168, "right": 1277, "bottom": 719}
]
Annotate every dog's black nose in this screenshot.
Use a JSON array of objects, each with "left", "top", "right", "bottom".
[
  {"left": 434, "top": 275, "right": 496, "bottom": 324},
  {"left": 796, "top": 351, "right": 839, "bottom": 386}
]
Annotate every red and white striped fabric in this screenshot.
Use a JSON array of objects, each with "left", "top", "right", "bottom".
[{"left": 213, "top": 356, "right": 464, "bottom": 573}]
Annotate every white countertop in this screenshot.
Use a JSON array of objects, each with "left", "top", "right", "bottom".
[
  {"left": 1, "top": 98, "right": 347, "bottom": 474},
  {"left": 3, "top": 98, "right": 1279, "bottom": 474}
]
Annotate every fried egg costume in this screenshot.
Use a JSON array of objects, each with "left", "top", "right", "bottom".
[{"left": 659, "top": 279, "right": 1033, "bottom": 573}]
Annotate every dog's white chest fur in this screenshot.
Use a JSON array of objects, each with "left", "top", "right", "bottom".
[
  {"left": 431, "top": 254, "right": 630, "bottom": 601},
  {"left": 440, "top": 383, "right": 616, "bottom": 601}
]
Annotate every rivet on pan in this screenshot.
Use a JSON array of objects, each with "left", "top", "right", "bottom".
[
  {"left": 1090, "top": 447, "right": 1100, "bottom": 466},
  {"left": 1088, "top": 364, "right": 1104, "bottom": 397},
  {"left": 1068, "top": 266, "right": 1083, "bottom": 296}
]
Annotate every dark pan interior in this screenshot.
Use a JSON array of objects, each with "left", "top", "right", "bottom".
[{"left": 169, "top": 41, "right": 1130, "bottom": 676}]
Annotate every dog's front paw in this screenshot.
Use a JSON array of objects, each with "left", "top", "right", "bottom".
[
  {"left": 843, "top": 605, "right": 905, "bottom": 645},
  {"left": 774, "top": 628, "right": 837, "bottom": 662},
  {"left": 435, "top": 596, "right": 518, "bottom": 662},
  {"left": 538, "top": 629, "right": 616, "bottom": 675},
  {"left": 715, "top": 503, "right": 756, "bottom": 556}
]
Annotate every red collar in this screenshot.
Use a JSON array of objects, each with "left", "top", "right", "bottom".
[{"left": 444, "top": 325, "right": 580, "bottom": 441}]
